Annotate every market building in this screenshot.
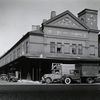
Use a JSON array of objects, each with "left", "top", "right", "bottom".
[{"left": 0, "top": 9, "right": 100, "bottom": 81}]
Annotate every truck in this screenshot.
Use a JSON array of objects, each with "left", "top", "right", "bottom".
[{"left": 41, "top": 63, "right": 99, "bottom": 84}]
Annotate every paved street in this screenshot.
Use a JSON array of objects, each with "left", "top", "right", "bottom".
[
  {"left": 0, "top": 82, "right": 100, "bottom": 91},
  {"left": 0, "top": 82, "right": 100, "bottom": 100}
]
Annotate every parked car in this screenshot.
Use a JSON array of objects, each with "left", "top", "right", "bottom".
[
  {"left": 8, "top": 73, "right": 18, "bottom": 82},
  {"left": 0, "top": 74, "right": 8, "bottom": 81},
  {"left": 0, "top": 73, "right": 18, "bottom": 82},
  {"left": 42, "top": 63, "right": 99, "bottom": 84}
]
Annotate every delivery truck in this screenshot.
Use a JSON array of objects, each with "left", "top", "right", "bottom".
[{"left": 41, "top": 63, "right": 99, "bottom": 84}]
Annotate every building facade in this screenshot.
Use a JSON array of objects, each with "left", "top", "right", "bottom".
[{"left": 0, "top": 9, "right": 100, "bottom": 81}]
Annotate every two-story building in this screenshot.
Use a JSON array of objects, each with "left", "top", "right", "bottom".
[{"left": 0, "top": 9, "right": 100, "bottom": 81}]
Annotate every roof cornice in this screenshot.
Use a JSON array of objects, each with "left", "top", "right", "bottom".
[
  {"left": 78, "top": 9, "right": 98, "bottom": 17},
  {"left": 88, "top": 29, "right": 100, "bottom": 33},
  {"left": 43, "top": 24, "right": 89, "bottom": 31}
]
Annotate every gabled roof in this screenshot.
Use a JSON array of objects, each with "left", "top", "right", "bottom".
[{"left": 42, "top": 10, "right": 89, "bottom": 30}]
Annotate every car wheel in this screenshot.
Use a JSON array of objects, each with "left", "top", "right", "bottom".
[
  {"left": 65, "top": 77, "right": 71, "bottom": 84},
  {"left": 86, "top": 78, "right": 93, "bottom": 84},
  {"left": 45, "top": 77, "right": 52, "bottom": 84}
]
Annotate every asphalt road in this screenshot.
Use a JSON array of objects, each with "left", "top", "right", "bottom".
[
  {"left": 0, "top": 82, "right": 100, "bottom": 92},
  {"left": 0, "top": 83, "right": 100, "bottom": 100}
]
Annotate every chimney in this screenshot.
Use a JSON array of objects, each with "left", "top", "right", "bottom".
[
  {"left": 50, "top": 11, "right": 56, "bottom": 18},
  {"left": 32, "top": 25, "right": 40, "bottom": 31}
]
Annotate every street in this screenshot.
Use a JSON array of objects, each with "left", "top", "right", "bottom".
[{"left": 0, "top": 82, "right": 100, "bottom": 100}]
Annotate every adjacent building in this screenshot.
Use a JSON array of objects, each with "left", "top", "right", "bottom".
[{"left": 0, "top": 9, "right": 100, "bottom": 81}]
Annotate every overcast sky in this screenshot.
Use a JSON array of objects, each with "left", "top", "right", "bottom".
[{"left": 0, "top": 0, "right": 100, "bottom": 56}]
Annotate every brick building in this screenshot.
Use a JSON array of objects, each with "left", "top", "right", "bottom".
[{"left": 0, "top": 9, "right": 100, "bottom": 81}]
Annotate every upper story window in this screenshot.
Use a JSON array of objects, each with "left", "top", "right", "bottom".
[
  {"left": 22, "top": 43, "right": 25, "bottom": 55},
  {"left": 26, "top": 41, "right": 28, "bottom": 53},
  {"left": 4, "top": 56, "right": 7, "bottom": 64},
  {"left": 72, "top": 44, "right": 77, "bottom": 55},
  {"left": 89, "top": 45, "right": 95, "bottom": 56},
  {"left": 17, "top": 48, "right": 20, "bottom": 57},
  {"left": 57, "top": 42, "right": 62, "bottom": 53},
  {"left": 78, "top": 44, "right": 83, "bottom": 55},
  {"left": 64, "top": 43, "right": 70, "bottom": 54},
  {"left": 10, "top": 54, "right": 12, "bottom": 61},
  {"left": 81, "top": 18, "right": 84, "bottom": 22},
  {"left": 50, "top": 42, "right": 55, "bottom": 53},
  {"left": 13, "top": 51, "right": 16, "bottom": 60}
]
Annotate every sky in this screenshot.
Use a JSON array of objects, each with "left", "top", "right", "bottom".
[{"left": 0, "top": 0, "right": 100, "bottom": 56}]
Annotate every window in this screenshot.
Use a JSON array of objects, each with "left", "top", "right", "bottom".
[
  {"left": 72, "top": 44, "right": 77, "bottom": 54},
  {"left": 10, "top": 54, "right": 12, "bottom": 61},
  {"left": 78, "top": 44, "right": 83, "bottom": 55},
  {"left": 26, "top": 41, "right": 28, "bottom": 53},
  {"left": 17, "top": 48, "right": 20, "bottom": 57},
  {"left": 57, "top": 42, "right": 62, "bottom": 53},
  {"left": 81, "top": 18, "right": 84, "bottom": 22},
  {"left": 55, "top": 69, "right": 60, "bottom": 74},
  {"left": 90, "top": 45, "right": 95, "bottom": 55},
  {"left": 64, "top": 43, "right": 70, "bottom": 54},
  {"left": 5, "top": 57, "right": 7, "bottom": 64},
  {"left": 13, "top": 51, "right": 16, "bottom": 60},
  {"left": 22, "top": 43, "right": 25, "bottom": 55},
  {"left": 50, "top": 42, "right": 55, "bottom": 53}
]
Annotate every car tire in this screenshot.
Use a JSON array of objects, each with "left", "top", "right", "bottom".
[
  {"left": 45, "top": 77, "right": 52, "bottom": 84},
  {"left": 64, "top": 77, "right": 71, "bottom": 84},
  {"left": 86, "top": 78, "right": 93, "bottom": 84}
]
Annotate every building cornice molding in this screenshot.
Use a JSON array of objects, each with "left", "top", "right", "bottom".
[
  {"left": 78, "top": 9, "right": 98, "bottom": 17},
  {"left": 44, "top": 25, "right": 100, "bottom": 33},
  {"left": 43, "top": 24, "right": 89, "bottom": 32}
]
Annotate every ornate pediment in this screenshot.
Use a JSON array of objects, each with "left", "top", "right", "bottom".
[
  {"left": 43, "top": 10, "right": 88, "bottom": 30},
  {"left": 54, "top": 16, "right": 78, "bottom": 28}
]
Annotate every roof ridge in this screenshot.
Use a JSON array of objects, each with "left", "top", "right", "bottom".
[{"left": 42, "top": 10, "right": 89, "bottom": 30}]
